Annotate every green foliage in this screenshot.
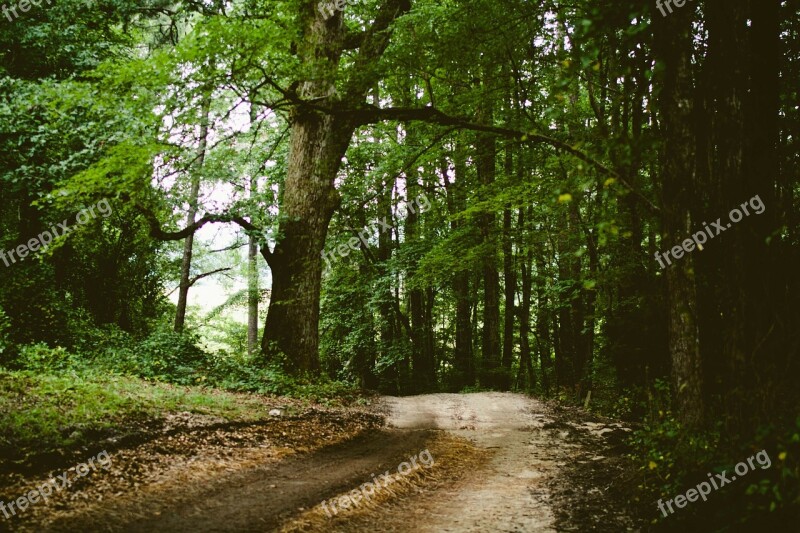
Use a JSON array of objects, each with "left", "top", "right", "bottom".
[
  {"left": 742, "top": 419, "right": 800, "bottom": 524},
  {"left": 5, "top": 322, "right": 357, "bottom": 404},
  {"left": 626, "top": 379, "right": 800, "bottom": 528},
  {"left": 319, "top": 265, "right": 380, "bottom": 387},
  {"left": 13, "top": 343, "right": 81, "bottom": 373},
  {"left": 122, "top": 328, "right": 209, "bottom": 382},
  {"left": 0, "top": 306, "right": 10, "bottom": 358}
]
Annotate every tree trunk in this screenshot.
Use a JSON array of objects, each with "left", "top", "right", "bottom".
[
  {"left": 247, "top": 172, "right": 259, "bottom": 356},
  {"left": 408, "top": 175, "right": 436, "bottom": 392},
  {"left": 261, "top": 110, "right": 352, "bottom": 372},
  {"left": 377, "top": 174, "right": 399, "bottom": 392},
  {"left": 746, "top": 0, "right": 789, "bottom": 423},
  {"left": 517, "top": 208, "right": 535, "bottom": 392},
  {"left": 654, "top": 5, "right": 705, "bottom": 428},
  {"left": 174, "top": 96, "right": 210, "bottom": 333},
  {"left": 555, "top": 206, "right": 576, "bottom": 390},
  {"left": 477, "top": 102, "right": 501, "bottom": 388},
  {"left": 260, "top": 0, "right": 410, "bottom": 373},
  {"left": 534, "top": 253, "right": 552, "bottom": 395},
  {"left": 567, "top": 200, "right": 587, "bottom": 400},
  {"left": 448, "top": 139, "right": 473, "bottom": 390},
  {"left": 499, "top": 143, "right": 516, "bottom": 391}
]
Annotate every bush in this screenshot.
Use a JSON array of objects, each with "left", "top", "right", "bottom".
[
  {"left": 5, "top": 324, "right": 358, "bottom": 403},
  {"left": 96, "top": 327, "right": 211, "bottom": 385},
  {"left": 14, "top": 343, "right": 81, "bottom": 372},
  {"left": 627, "top": 379, "right": 800, "bottom": 529},
  {"left": 0, "top": 306, "right": 11, "bottom": 360}
]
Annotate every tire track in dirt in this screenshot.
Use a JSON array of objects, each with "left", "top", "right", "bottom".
[{"left": 43, "top": 429, "right": 435, "bottom": 532}]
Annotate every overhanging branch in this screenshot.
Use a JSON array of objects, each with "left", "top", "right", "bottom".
[
  {"left": 188, "top": 267, "right": 233, "bottom": 288},
  {"left": 335, "top": 104, "right": 660, "bottom": 214},
  {"left": 134, "top": 202, "right": 274, "bottom": 264}
]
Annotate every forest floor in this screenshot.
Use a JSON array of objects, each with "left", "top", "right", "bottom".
[{"left": 1, "top": 392, "right": 646, "bottom": 532}]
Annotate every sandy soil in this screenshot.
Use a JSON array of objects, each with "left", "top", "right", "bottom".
[
  {"left": 286, "top": 392, "right": 641, "bottom": 533},
  {"left": 382, "top": 392, "right": 560, "bottom": 532}
]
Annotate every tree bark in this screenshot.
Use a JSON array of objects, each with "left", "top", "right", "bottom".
[
  {"left": 261, "top": 0, "right": 410, "bottom": 372},
  {"left": 534, "top": 252, "right": 552, "bottom": 395},
  {"left": 174, "top": 96, "right": 210, "bottom": 333},
  {"left": 447, "top": 139, "right": 473, "bottom": 390},
  {"left": 517, "top": 208, "right": 535, "bottom": 392},
  {"left": 477, "top": 100, "right": 501, "bottom": 388},
  {"left": 247, "top": 173, "right": 259, "bottom": 356},
  {"left": 500, "top": 145, "right": 516, "bottom": 391},
  {"left": 377, "top": 174, "right": 399, "bottom": 392},
  {"left": 408, "top": 174, "right": 436, "bottom": 392},
  {"left": 654, "top": 5, "right": 705, "bottom": 428}
]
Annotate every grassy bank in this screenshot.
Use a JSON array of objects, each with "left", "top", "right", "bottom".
[{"left": 0, "top": 367, "right": 357, "bottom": 476}]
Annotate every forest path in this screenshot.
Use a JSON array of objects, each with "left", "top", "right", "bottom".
[
  {"left": 323, "top": 392, "right": 639, "bottom": 532},
  {"left": 24, "top": 393, "right": 636, "bottom": 532},
  {"left": 382, "top": 392, "right": 561, "bottom": 532}
]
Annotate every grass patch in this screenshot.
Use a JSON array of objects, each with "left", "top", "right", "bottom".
[{"left": 0, "top": 368, "right": 278, "bottom": 470}]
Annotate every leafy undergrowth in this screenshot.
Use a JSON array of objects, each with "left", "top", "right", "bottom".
[
  {"left": 586, "top": 379, "right": 800, "bottom": 531},
  {"left": 0, "top": 368, "right": 374, "bottom": 478},
  {"left": 7, "top": 332, "right": 361, "bottom": 401}
]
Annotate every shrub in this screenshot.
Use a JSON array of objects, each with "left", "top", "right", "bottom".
[
  {"left": 14, "top": 343, "right": 81, "bottom": 372},
  {"left": 105, "top": 327, "right": 210, "bottom": 385},
  {"left": 0, "top": 306, "right": 11, "bottom": 360}
]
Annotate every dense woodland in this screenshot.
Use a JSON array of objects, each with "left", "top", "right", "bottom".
[{"left": 0, "top": 0, "right": 798, "bottom": 529}]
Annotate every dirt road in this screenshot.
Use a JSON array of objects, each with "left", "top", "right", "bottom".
[
  {"left": 382, "top": 392, "right": 560, "bottom": 531},
  {"left": 370, "top": 392, "right": 638, "bottom": 532},
  {"left": 14, "top": 393, "right": 639, "bottom": 532}
]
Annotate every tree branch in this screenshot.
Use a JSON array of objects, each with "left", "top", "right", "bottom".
[
  {"left": 336, "top": 105, "right": 665, "bottom": 209},
  {"left": 188, "top": 267, "right": 233, "bottom": 288},
  {"left": 133, "top": 202, "right": 274, "bottom": 264}
]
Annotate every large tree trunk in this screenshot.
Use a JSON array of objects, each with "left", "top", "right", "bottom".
[
  {"left": 654, "top": 5, "right": 705, "bottom": 429},
  {"left": 706, "top": 0, "right": 749, "bottom": 435},
  {"left": 706, "top": 0, "right": 785, "bottom": 437},
  {"left": 261, "top": 111, "right": 353, "bottom": 372},
  {"left": 567, "top": 200, "right": 588, "bottom": 400},
  {"left": 555, "top": 205, "right": 577, "bottom": 390},
  {"left": 261, "top": 0, "right": 410, "bottom": 373},
  {"left": 746, "top": 0, "right": 790, "bottom": 423},
  {"left": 259, "top": 14, "right": 351, "bottom": 371}
]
